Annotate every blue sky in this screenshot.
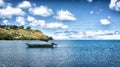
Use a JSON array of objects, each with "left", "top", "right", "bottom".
[{"left": 0, "top": 0, "right": 120, "bottom": 40}]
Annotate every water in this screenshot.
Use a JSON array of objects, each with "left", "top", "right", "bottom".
[{"left": 0, "top": 40, "right": 120, "bottom": 67}]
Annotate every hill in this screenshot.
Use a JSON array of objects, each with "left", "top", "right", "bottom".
[{"left": 0, "top": 25, "right": 53, "bottom": 41}]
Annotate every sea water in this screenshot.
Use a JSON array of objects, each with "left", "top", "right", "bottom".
[{"left": 0, "top": 40, "right": 120, "bottom": 67}]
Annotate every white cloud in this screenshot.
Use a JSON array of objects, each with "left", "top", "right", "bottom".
[
  {"left": 29, "top": 19, "right": 68, "bottom": 29},
  {"left": 16, "top": 16, "right": 25, "bottom": 25},
  {"left": 107, "top": 16, "right": 111, "bottom": 19},
  {"left": 55, "top": 10, "right": 76, "bottom": 21},
  {"left": 61, "top": 25, "right": 68, "bottom": 28},
  {"left": 53, "top": 35, "right": 69, "bottom": 40},
  {"left": 29, "top": 20, "right": 45, "bottom": 27},
  {"left": 27, "top": 16, "right": 35, "bottom": 22},
  {"left": 109, "top": 0, "right": 120, "bottom": 11},
  {"left": 0, "top": 6, "right": 25, "bottom": 18},
  {"left": 87, "top": 0, "right": 93, "bottom": 3},
  {"left": 52, "top": 30, "right": 120, "bottom": 40},
  {"left": 95, "top": 35, "right": 120, "bottom": 40},
  {"left": 29, "top": 5, "right": 53, "bottom": 17},
  {"left": 27, "top": 16, "right": 45, "bottom": 27},
  {"left": 17, "top": 1, "right": 32, "bottom": 8},
  {"left": 100, "top": 19, "right": 111, "bottom": 25},
  {"left": 0, "top": 0, "right": 5, "bottom": 6},
  {"left": 83, "top": 30, "right": 120, "bottom": 40},
  {"left": 109, "top": 0, "right": 116, "bottom": 9},
  {"left": 84, "top": 30, "right": 114, "bottom": 37},
  {"left": 2, "top": 19, "right": 8, "bottom": 25},
  {"left": 45, "top": 22, "right": 68, "bottom": 28},
  {"left": 90, "top": 10, "right": 94, "bottom": 14}
]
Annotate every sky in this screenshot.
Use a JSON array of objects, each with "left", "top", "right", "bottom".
[{"left": 0, "top": 0, "right": 120, "bottom": 40}]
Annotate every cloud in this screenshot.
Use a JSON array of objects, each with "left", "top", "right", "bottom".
[
  {"left": 16, "top": 16, "right": 26, "bottom": 25},
  {"left": 0, "top": 0, "right": 5, "bottom": 6},
  {"left": 52, "top": 30, "right": 120, "bottom": 40},
  {"left": 100, "top": 19, "right": 111, "bottom": 25},
  {"left": 84, "top": 30, "right": 114, "bottom": 37},
  {"left": 83, "top": 30, "right": 120, "bottom": 40},
  {"left": 2, "top": 19, "right": 8, "bottom": 25},
  {"left": 95, "top": 35, "right": 120, "bottom": 40},
  {"left": 26, "top": 17, "right": 68, "bottom": 28},
  {"left": 45, "top": 22, "right": 68, "bottom": 28},
  {"left": 17, "top": 1, "right": 32, "bottom": 8},
  {"left": 90, "top": 10, "right": 94, "bottom": 14},
  {"left": 29, "top": 20, "right": 45, "bottom": 27},
  {"left": 26, "top": 16, "right": 68, "bottom": 28},
  {"left": 27, "top": 16, "right": 45, "bottom": 27},
  {"left": 53, "top": 31, "right": 82, "bottom": 40},
  {"left": 107, "top": 16, "right": 111, "bottom": 19},
  {"left": 29, "top": 5, "right": 53, "bottom": 17},
  {"left": 27, "top": 16, "right": 35, "bottom": 22},
  {"left": 0, "top": 6, "right": 25, "bottom": 18},
  {"left": 109, "top": 0, "right": 120, "bottom": 11},
  {"left": 55, "top": 9, "right": 76, "bottom": 21},
  {"left": 89, "top": 9, "right": 103, "bottom": 15},
  {"left": 52, "top": 33, "right": 69, "bottom": 40},
  {"left": 87, "top": 0, "right": 93, "bottom": 3},
  {"left": 29, "top": 19, "right": 68, "bottom": 29}
]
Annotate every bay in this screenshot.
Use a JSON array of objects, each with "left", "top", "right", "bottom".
[{"left": 0, "top": 40, "right": 120, "bottom": 67}]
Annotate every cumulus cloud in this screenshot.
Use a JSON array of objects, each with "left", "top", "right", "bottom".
[
  {"left": 52, "top": 30, "right": 120, "bottom": 40},
  {"left": 2, "top": 19, "right": 8, "bottom": 25},
  {"left": 17, "top": 1, "right": 32, "bottom": 8},
  {"left": 100, "top": 19, "right": 111, "bottom": 25},
  {"left": 16, "top": 16, "right": 26, "bottom": 25},
  {"left": 26, "top": 16, "right": 68, "bottom": 28},
  {"left": 27, "top": 16, "right": 45, "bottom": 27},
  {"left": 29, "top": 5, "right": 53, "bottom": 17},
  {"left": 109, "top": 0, "right": 120, "bottom": 11},
  {"left": 83, "top": 30, "right": 120, "bottom": 40},
  {"left": 0, "top": 6, "right": 25, "bottom": 18},
  {"left": 29, "top": 19, "right": 68, "bottom": 29},
  {"left": 87, "top": 0, "right": 93, "bottom": 3},
  {"left": 55, "top": 10, "right": 76, "bottom": 21},
  {"left": 27, "top": 16, "right": 35, "bottom": 22},
  {"left": 29, "top": 20, "right": 45, "bottom": 27},
  {"left": 0, "top": 0, "right": 5, "bottom": 6},
  {"left": 45, "top": 22, "right": 68, "bottom": 28}
]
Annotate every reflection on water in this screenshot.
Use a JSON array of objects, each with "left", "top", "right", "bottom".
[{"left": 0, "top": 40, "right": 120, "bottom": 67}]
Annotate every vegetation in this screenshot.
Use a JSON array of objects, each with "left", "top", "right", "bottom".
[
  {"left": 26, "top": 26, "right": 31, "bottom": 30},
  {"left": 0, "top": 25, "right": 53, "bottom": 41}
]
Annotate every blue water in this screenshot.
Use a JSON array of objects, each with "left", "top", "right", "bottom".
[{"left": 0, "top": 40, "right": 120, "bottom": 67}]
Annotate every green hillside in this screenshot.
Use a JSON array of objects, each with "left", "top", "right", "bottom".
[{"left": 0, "top": 25, "right": 53, "bottom": 41}]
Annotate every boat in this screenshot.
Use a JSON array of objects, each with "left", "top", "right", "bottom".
[{"left": 26, "top": 43, "right": 57, "bottom": 48}]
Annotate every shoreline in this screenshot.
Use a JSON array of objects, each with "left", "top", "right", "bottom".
[{"left": 0, "top": 39, "right": 120, "bottom": 41}]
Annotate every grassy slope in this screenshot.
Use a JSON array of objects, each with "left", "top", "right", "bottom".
[{"left": 0, "top": 28, "right": 52, "bottom": 41}]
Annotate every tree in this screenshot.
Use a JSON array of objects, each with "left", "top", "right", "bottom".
[
  {"left": 0, "top": 25, "right": 6, "bottom": 28},
  {"left": 48, "top": 36, "right": 53, "bottom": 40},
  {"left": 0, "top": 32, "right": 14, "bottom": 40},
  {"left": 10, "top": 25, "right": 18, "bottom": 29},
  {"left": 35, "top": 30, "right": 41, "bottom": 32},
  {"left": 19, "top": 25, "right": 24, "bottom": 29},
  {"left": 26, "top": 26, "right": 31, "bottom": 30}
]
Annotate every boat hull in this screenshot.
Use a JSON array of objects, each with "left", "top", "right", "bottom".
[{"left": 26, "top": 43, "right": 54, "bottom": 48}]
